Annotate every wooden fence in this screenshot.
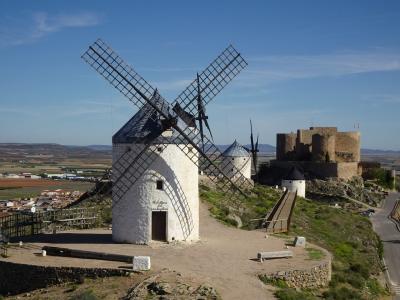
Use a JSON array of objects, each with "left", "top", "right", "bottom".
[{"left": 0, "top": 207, "right": 97, "bottom": 240}]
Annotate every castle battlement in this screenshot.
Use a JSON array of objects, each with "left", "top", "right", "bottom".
[{"left": 274, "top": 127, "right": 361, "bottom": 180}]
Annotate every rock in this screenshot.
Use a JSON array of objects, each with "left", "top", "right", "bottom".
[
  {"left": 147, "top": 281, "right": 173, "bottom": 295},
  {"left": 227, "top": 213, "right": 242, "bottom": 228},
  {"left": 195, "top": 284, "right": 218, "bottom": 298},
  {"left": 132, "top": 256, "right": 151, "bottom": 271},
  {"left": 294, "top": 236, "right": 306, "bottom": 247}
]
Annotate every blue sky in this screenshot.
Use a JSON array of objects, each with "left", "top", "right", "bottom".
[{"left": 0, "top": 1, "right": 400, "bottom": 149}]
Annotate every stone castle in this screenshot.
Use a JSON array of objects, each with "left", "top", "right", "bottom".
[{"left": 271, "top": 127, "right": 361, "bottom": 179}]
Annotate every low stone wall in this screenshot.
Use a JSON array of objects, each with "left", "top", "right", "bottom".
[
  {"left": 0, "top": 260, "right": 131, "bottom": 296},
  {"left": 262, "top": 260, "right": 331, "bottom": 289},
  {"left": 270, "top": 160, "right": 359, "bottom": 180}
]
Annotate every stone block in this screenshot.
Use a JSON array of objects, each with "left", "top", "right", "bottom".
[
  {"left": 294, "top": 236, "right": 306, "bottom": 247},
  {"left": 257, "top": 250, "right": 293, "bottom": 262},
  {"left": 133, "top": 256, "right": 151, "bottom": 271}
]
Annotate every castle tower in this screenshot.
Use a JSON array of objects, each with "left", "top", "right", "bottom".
[
  {"left": 281, "top": 167, "right": 306, "bottom": 197},
  {"left": 112, "top": 104, "right": 199, "bottom": 244},
  {"left": 312, "top": 134, "right": 336, "bottom": 162},
  {"left": 221, "top": 140, "right": 251, "bottom": 179}
]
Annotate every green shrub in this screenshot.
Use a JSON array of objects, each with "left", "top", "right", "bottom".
[
  {"left": 366, "top": 278, "right": 389, "bottom": 297},
  {"left": 349, "top": 263, "right": 369, "bottom": 279},
  {"left": 323, "top": 286, "right": 363, "bottom": 300},
  {"left": 275, "top": 288, "right": 317, "bottom": 300},
  {"left": 305, "top": 247, "right": 325, "bottom": 260},
  {"left": 334, "top": 242, "right": 354, "bottom": 260},
  {"left": 73, "top": 289, "right": 98, "bottom": 300},
  {"left": 258, "top": 275, "right": 288, "bottom": 288}
]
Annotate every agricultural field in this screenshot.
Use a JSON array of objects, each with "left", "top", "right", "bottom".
[
  {"left": 0, "top": 179, "right": 94, "bottom": 200},
  {"left": 0, "top": 143, "right": 111, "bottom": 175},
  {"left": 0, "top": 159, "right": 110, "bottom": 176}
]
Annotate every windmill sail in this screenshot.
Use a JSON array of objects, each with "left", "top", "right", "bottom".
[
  {"left": 82, "top": 39, "right": 251, "bottom": 206},
  {"left": 173, "top": 45, "right": 247, "bottom": 117}
]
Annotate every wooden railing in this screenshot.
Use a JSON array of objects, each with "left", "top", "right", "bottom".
[
  {"left": 0, "top": 207, "right": 97, "bottom": 240},
  {"left": 390, "top": 200, "right": 400, "bottom": 223}
]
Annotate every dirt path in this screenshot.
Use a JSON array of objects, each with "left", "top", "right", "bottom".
[{"left": 4, "top": 201, "right": 329, "bottom": 299}]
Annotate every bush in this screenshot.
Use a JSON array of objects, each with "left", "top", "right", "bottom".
[
  {"left": 275, "top": 288, "right": 317, "bottom": 300},
  {"left": 349, "top": 263, "right": 369, "bottom": 279},
  {"left": 74, "top": 289, "right": 98, "bottom": 300},
  {"left": 363, "top": 168, "right": 394, "bottom": 189},
  {"left": 366, "top": 278, "right": 389, "bottom": 297},
  {"left": 258, "top": 275, "right": 288, "bottom": 288},
  {"left": 323, "top": 286, "right": 363, "bottom": 300}
]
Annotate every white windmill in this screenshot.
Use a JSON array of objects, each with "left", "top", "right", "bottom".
[{"left": 83, "top": 39, "right": 251, "bottom": 244}]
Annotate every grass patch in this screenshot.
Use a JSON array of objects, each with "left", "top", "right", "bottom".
[
  {"left": 258, "top": 275, "right": 288, "bottom": 288},
  {"left": 305, "top": 247, "right": 325, "bottom": 260},
  {"left": 200, "top": 183, "right": 281, "bottom": 228},
  {"left": 275, "top": 288, "right": 318, "bottom": 300},
  {"left": 73, "top": 289, "right": 98, "bottom": 300}
]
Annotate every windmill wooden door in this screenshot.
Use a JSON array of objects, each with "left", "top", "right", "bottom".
[{"left": 152, "top": 211, "right": 166, "bottom": 241}]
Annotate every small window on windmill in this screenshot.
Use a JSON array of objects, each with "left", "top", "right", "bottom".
[
  {"left": 232, "top": 158, "right": 234, "bottom": 161},
  {"left": 156, "top": 180, "right": 163, "bottom": 190}
]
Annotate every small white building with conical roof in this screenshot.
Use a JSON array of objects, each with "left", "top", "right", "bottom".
[
  {"left": 281, "top": 166, "right": 306, "bottom": 197},
  {"left": 221, "top": 140, "right": 251, "bottom": 179}
]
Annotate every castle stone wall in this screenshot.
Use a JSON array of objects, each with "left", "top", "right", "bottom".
[
  {"left": 336, "top": 162, "right": 361, "bottom": 179},
  {"left": 277, "top": 133, "right": 296, "bottom": 161},
  {"left": 335, "top": 132, "right": 360, "bottom": 162},
  {"left": 312, "top": 134, "right": 336, "bottom": 162},
  {"left": 271, "top": 160, "right": 359, "bottom": 180}
]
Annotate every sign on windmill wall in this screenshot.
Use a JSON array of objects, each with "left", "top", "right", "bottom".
[{"left": 152, "top": 199, "right": 168, "bottom": 210}]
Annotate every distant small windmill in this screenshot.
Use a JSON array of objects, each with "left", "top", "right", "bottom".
[
  {"left": 82, "top": 39, "right": 251, "bottom": 243},
  {"left": 250, "top": 119, "right": 260, "bottom": 180}
]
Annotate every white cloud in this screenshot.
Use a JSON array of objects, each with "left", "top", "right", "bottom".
[
  {"left": 362, "top": 93, "right": 400, "bottom": 105},
  {"left": 0, "top": 12, "right": 102, "bottom": 47},
  {"left": 234, "top": 52, "right": 400, "bottom": 87}
]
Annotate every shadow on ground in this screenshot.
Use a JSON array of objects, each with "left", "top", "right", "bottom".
[{"left": 11, "top": 233, "right": 114, "bottom": 244}]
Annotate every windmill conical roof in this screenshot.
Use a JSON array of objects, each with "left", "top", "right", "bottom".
[
  {"left": 222, "top": 140, "right": 249, "bottom": 157},
  {"left": 283, "top": 166, "right": 305, "bottom": 180},
  {"left": 112, "top": 102, "right": 165, "bottom": 144},
  {"left": 113, "top": 92, "right": 198, "bottom": 145}
]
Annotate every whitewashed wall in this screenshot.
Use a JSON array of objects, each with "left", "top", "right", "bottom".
[
  {"left": 281, "top": 179, "right": 306, "bottom": 198},
  {"left": 112, "top": 143, "right": 199, "bottom": 244},
  {"left": 221, "top": 156, "right": 252, "bottom": 179}
]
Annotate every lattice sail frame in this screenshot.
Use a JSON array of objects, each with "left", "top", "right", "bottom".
[
  {"left": 82, "top": 39, "right": 252, "bottom": 208},
  {"left": 173, "top": 45, "right": 247, "bottom": 115}
]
